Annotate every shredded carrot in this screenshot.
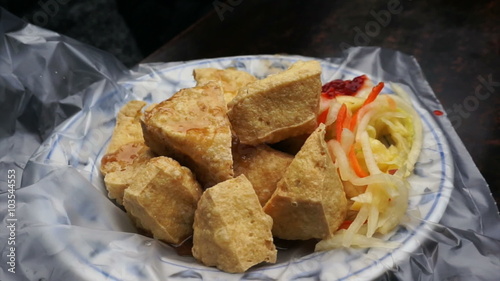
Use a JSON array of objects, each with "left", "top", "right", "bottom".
[
  {"left": 339, "top": 220, "right": 353, "bottom": 230},
  {"left": 336, "top": 104, "right": 347, "bottom": 141},
  {"left": 363, "top": 82, "right": 384, "bottom": 106},
  {"left": 349, "top": 146, "right": 369, "bottom": 177},
  {"left": 349, "top": 82, "right": 384, "bottom": 131},
  {"left": 317, "top": 108, "right": 329, "bottom": 124},
  {"left": 349, "top": 111, "right": 359, "bottom": 131}
]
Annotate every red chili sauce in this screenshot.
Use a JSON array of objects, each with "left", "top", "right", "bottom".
[{"left": 321, "top": 75, "right": 367, "bottom": 99}]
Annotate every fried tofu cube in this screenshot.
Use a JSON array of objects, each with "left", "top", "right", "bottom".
[
  {"left": 100, "top": 142, "right": 154, "bottom": 176},
  {"left": 233, "top": 144, "right": 293, "bottom": 206},
  {"left": 99, "top": 100, "right": 156, "bottom": 204},
  {"left": 141, "top": 82, "right": 233, "bottom": 188},
  {"left": 123, "top": 156, "right": 203, "bottom": 245},
  {"left": 100, "top": 100, "right": 152, "bottom": 177},
  {"left": 227, "top": 60, "right": 322, "bottom": 145},
  {"left": 192, "top": 175, "right": 277, "bottom": 273},
  {"left": 193, "top": 68, "right": 257, "bottom": 104},
  {"left": 263, "top": 124, "right": 347, "bottom": 240},
  {"left": 100, "top": 142, "right": 154, "bottom": 205},
  {"left": 104, "top": 169, "right": 135, "bottom": 205},
  {"left": 106, "top": 100, "right": 148, "bottom": 154}
]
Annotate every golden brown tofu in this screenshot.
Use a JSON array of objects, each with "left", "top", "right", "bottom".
[
  {"left": 141, "top": 82, "right": 233, "bottom": 188},
  {"left": 100, "top": 142, "right": 155, "bottom": 205},
  {"left": 227, "top": 60, "right": 322, "bottom": 146},
  {"left": 192, "top": 175, "right": 277, "bottom": 273},
  {"left": 233, "top": 143, "right": 293, "bottom": 206},
  {"left": 193, "top": 68, "right": 257, "bottom": 104},
  {"left": 106, "top": 100, "right": 147, "bottom": 154},
  {"left": 123, "top": 156, "right": 203, "bottom": 245},
  {"left": 100, "top": 142, "right": 154, "bottom": 175},
  {"left": 100, "top": 100, "right": 152, "bottom": 178},
  {"left": 263, "top": 124, "right": 347, "bottom": 240},
  {"left": 104, "top": 169, "right": 134, "bottom": 205}
]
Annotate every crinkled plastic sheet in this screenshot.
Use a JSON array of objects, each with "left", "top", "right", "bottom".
[{"left": 1, "top": 8, "right": 499, "bottom": 281}]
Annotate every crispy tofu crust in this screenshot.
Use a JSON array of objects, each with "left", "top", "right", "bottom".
[
  {"left": 100, "top": 142, "right": 154, "bottom": 175},
  {"left": 123, "top": 156, "right": 203, "bottom": 245},
  {"left": 233, "top": 143, "right": 293, "bottom": 206},
  {"left": 100, "top": 141, "right": 155, "bottom": 205},
  {"left": 227, "top": 60, "right": 322, "bottom": 145},
  {"left": 106, "top": 100, "right": 147, "bottom": 154},
  {"left": 193, "top": 68, "right": 257, "bottom": 104},
  {"left": 100, "top": 100, "right": 153, "bottom": 186},
  {"left": 99, "top": 100, "right": 156, "bottom": 205},
  {"left": 192, "top": 175, "right": 277, "bottom": 273},
  {"left": 141, "top": 82, "right": 233, "bottom": 188},
  {"left": 263, "top": 124, "right": 347, "bottom": 240},
  {"left": 104, "top": 169, "right": 135, "bottom": 205}
]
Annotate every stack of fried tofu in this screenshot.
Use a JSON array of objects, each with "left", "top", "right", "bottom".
[{"left": 99, "top": 60, "right": 347, "bottom": 273}]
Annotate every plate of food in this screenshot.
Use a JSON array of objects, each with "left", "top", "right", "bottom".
[{"left": 33, "top": 55, "right": 454, "bottom": 280}]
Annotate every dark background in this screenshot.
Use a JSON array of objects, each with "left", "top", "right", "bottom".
[
  {"left": 0, "top": 0, "right": 214, "bottom": 66},
  {"left": 1, "top": 0, "right": 499, "bottom": 209}
]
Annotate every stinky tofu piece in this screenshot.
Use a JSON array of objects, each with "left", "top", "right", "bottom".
[
  {"left": 233, "top": 143, "right": 293, "bottom": 206},
  {"left": 227, "top": 60, "right": 322, "bottom": 146},
  {"left": 100, "top": 100, "right": 151, "bottom": 177},
  {"left": 106, "top": 100, "right": 147, "bottom": 154},
  {"left": 101, "top": 142, "right": 154, "bottom": 205},
  {"left": 263, "top": 124, "right": 347, "bottom": 240},
  {"left": 141, "top": 82, "right": 233, "bottom": 188},
  {"left": 123, "top": 156, "right": 203, "bottom": 245},
  {"left": 100, "top": 142, "right": 154, "bottom": 176},
  {"left": 104, "top": 169, "right": 134, "bottom": 205},
  {"left": 192, "top": 175, "right": 277, "bottom": 273},
  {"left": 193, "top": 68, "right": 257, "bottom": 104}
]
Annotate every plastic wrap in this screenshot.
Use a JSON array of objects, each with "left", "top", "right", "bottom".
[{"left": 1, "top": 8, "right": 499, "bottom": 281}]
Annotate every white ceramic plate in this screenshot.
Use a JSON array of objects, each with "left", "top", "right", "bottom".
[{"left": 35, "top": 55, "right": 454, "bottom": 280}]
